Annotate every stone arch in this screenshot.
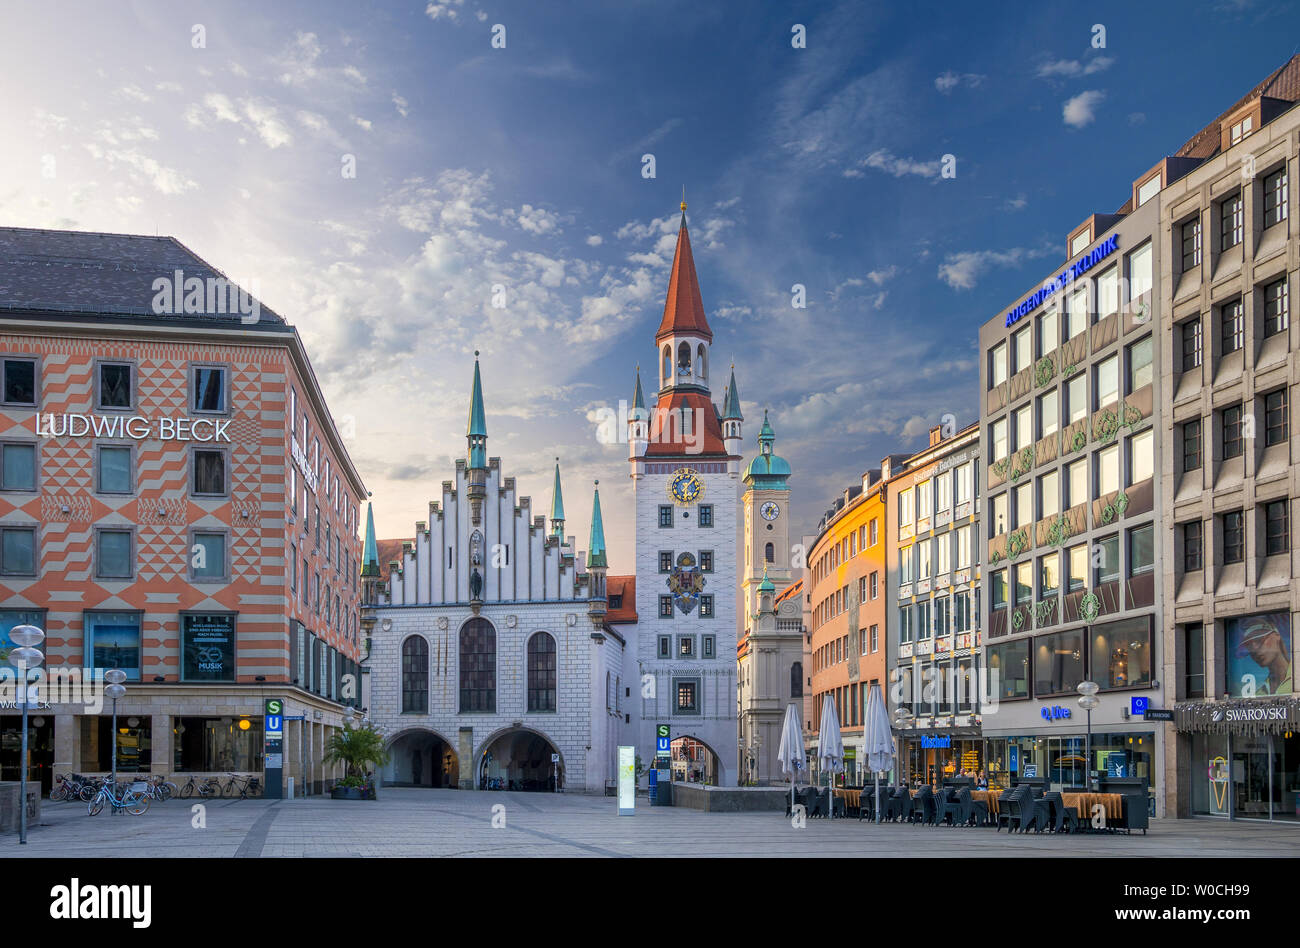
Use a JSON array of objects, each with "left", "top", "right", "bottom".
[
  {"left": 383, "top": 725, "right": 460, "bottom": 788},
  {"left": 474, "top": 724, "right": 565, "bottom": 792},
  {"left": 661, "top": 345, "right": 671, "bottom": 387},
  {"left": 697, "top": 343, "right": 708, "bottom": 381},
  {"left": 670, "top": 733, "right": 724, "bottom": 785},
  {"left": 677, "top": 340, "right": 692, "bottom": 376}
]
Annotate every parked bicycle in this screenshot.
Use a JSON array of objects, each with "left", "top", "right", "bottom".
[
  {"left": 221, "top": 773, "right": 263, "bottom": 799},
  {"left": 137, "top": 775, "right": 178, "bottom": 803},
  {"left": 178, "top": 775, "right": 222, "bottom": 799},
  {"left": 51, "top": 773, "right": 92, "bottom": 803},
  {"left": 87, "top": 779, "right": 150, "bottom": 816}
]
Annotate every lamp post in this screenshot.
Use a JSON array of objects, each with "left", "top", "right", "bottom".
[
  {"left": 8, "top": 624, "right": 44, "bottom": 844},
  {"left": 1077, "top": 680, "right": 1100, "bottom": 791},
  {"left": 104, "top": 669, "right": 128, "bottom": 792}
]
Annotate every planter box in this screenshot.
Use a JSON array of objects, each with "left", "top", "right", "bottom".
[{"left": 330, "top": 786, "right": 376, "bottom": 800}]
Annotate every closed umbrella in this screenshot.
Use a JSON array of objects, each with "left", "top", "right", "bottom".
[
  {"left": 777, "top": 703, "right": 806, "bottom": 815},
  {"left": 863, "top": 682, "right": 895, "bottom": 823},
  {"left": 818, "top": 694, "right": 844, "bottom": 820}
]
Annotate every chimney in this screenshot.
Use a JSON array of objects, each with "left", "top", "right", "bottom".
[{"left": 929, "top": 425, "right": 943, "bottom": 447}]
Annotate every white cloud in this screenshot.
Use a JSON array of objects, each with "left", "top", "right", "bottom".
[
  {"left": 938, "top": 246, "right": 1051, "bottom": 290},
  {"left": 1005, "top": 194, "right": 1027, "bottom": 211},
  {"left": 203, "top": 93, "right": 241, "bottom": 124},
  {"left": 852, "top": 149, "right": 941, "bottom": 178},
  {"left": 118, "top": 84, "right": 151, "bottom": 103},
  {"left": 1128, "top": 112, "right": 1147, "bottom": 126},
  {"left": 1063, "top": 90, "right": 1105, "bottom": 128},
  {"left": 586, "top": 235, "right": 603, "bottom": 247},
  {"left": 352, "top": 115, "right": 373, "bottom": 131},
  {"left": 934, "top": 71, "right": 984, "bottom": 94},
  {"left": 392, "top": 93, "right": 409, "bottom": 118},
  {"left": 516, "top": 204, "right": 560, "bottom": 235},
  {"left": 277, "top": 31, "right": 323, "bottom": 85},
  {"left": 901, "top": 415, "right": 931, "bottom": 437},
  {"left": 343, "top": 65, "right": 366, "bottom": 85},
  {"left": 1037, "top": 56, "right": 1113, "bottom": 79},
  {"left": 82, "top": 143, "right": 197, "bottom": 195},
  {"left": 867, "top": 265, "right": 897, "bottom": 286},
  {"left": 426, "top": 1, "right": 465, "bottom": 21},
  {"left": 243, "top": 99, "right": 293, "bottom": 148}
]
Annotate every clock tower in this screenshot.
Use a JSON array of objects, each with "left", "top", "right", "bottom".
[
  {"left": 741, "top": 410, "right": 793, "bottom": 621},
  {"left": 626, "top": 198, "right": 742, "bottom": 787}
]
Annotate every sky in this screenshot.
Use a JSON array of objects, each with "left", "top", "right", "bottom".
[{"left": 2, "top": 0, "right": 1297, "bottom": 569}]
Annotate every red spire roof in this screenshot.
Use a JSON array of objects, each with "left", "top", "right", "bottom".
[{"left": 655, "top": 214, "right": 713, "bottom": 343}]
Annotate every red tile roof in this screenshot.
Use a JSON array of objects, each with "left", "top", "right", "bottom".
[
  {"left": 606, "top": 575, "right": 637, "bottom": 622},
  {"left": 776, "top": 577, "right": 803, "bottom": 605},
  {"left": 1174, "top": 54, "right": 1300, "bottom": 161},
  {"left": 655, "top": 217, "right": 713, "bottom": 343},
  {"left": 377, "top": 538, "right": 412, "bottom": 583},
  {"left": 644, "top": 390, "right": 730, "bottom": 457}
]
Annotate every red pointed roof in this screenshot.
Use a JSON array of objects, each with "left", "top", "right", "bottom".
[
  {"left": 643, "top": 390, "right": 731, "bottom": 457},
  {"left": 655, "top": 215, "right": 713, "bottom": 343}
]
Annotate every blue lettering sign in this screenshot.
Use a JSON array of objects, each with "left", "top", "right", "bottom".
[
  {"left": 920, "top": 736, "right": 952, "bottom": 749},
  {"left": 1040, "top": 704, "right": 1073, "bottom": 721},
  {"left": 1004, "top": 234, "right": 1119, "bottom": 328}
]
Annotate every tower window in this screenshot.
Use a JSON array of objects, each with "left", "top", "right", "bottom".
[
  {"left": 765, "top": 542, "right": 774, "bottom": 563},
  {"left": 699, "top": 505, "right": 714, "bottom": 527},
  {"left": 677, "top": 341, "right": 691, "bottom": 377}
]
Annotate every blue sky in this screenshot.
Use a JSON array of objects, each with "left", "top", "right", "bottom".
[{"left": 2, "top": 0, "right": 1296, "bottom": 567}]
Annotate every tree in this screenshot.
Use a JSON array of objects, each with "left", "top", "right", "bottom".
[{"left": 323, "top": 723, "right": 391, "bottom": 781}]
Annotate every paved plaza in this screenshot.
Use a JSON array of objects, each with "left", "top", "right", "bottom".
[{"left": 6, "top": 788, "right": 1300, "bottom": 857}]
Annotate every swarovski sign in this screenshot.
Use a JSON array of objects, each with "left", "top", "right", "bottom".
[{"left": 37, "top": 413, "right": 232, "bottom": 443}]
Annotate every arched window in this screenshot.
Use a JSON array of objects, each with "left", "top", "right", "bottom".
[
  {"left": 662, "top": 346, "right": 671, "bottom": 385},
  {"left": 527, "top": 632, "right": 556, "bottom": 712},
  {"left": 791, "top": 661, "right": 803, "bottom": 698},
  {"left": 677, "top": 341, "right": 691, "bottom": 376},
  {"left": 765, "top": 542, "right": 775, "bottom": 563},
  {"left": 697, "top": 344, "right": 708, "bottom": 380},
  {"left": 459, "top": 618, "right": 496, "bottom": 712},
  {"left": 402, "top": 635, "right": 428, "bottom": 713}
]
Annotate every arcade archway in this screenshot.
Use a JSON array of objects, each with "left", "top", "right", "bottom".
[
  {"left": 385, "top": 728, "right": 458, "bottom": 788},
  {"left": 671, "top": 735, "right": 721, "bottom": 785},
  {"left": 477, "top": 728, "right": 562, "bottom": 792}
]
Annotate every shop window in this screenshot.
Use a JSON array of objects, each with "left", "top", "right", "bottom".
[
  {"left": 82, "top": 716, "right": 152, "bottom": 773},
  {"left": 987, "top": 639, "right": 1029, "bottom": 700},
  {"left": 1033, "top": 628, "right": 1085, "bottom": 698},
  {"left": 172, "top": 716, "right": 263, "bottom": 772},
  {"left": 1089, "top": 616, "right": 1153, "bottom": 691}
]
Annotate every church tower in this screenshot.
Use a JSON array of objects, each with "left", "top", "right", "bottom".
[
  {"left": 627, "top": 197, "right": 741, "bottom": 787},
  {"left": 741, "top": 410, "right": 793, "bottom": 622}
]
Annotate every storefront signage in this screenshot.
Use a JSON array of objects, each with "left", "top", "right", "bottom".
[
  {"left": 1004, "top": 233, "right": 1119, "bottom": 328},
  {"left": 1143, "top": 709, "right": 1173, "bottom": 722},
  {"left": 37, "top": 413, "right": 232, "bottom": 442},
  {"left": 656, "top": 724, "right": 670, "bottom": 758},
  {"left": 291, "top": 438, "right": 320, "bottom": 492},
  {"left": 920, "top": 736, "right": 951, "bottom": 749},
  {"left": 1040, "top": 704, "right": 1072, "bottom": 721},
  {"left": 1175, "top": 696, "right": 1300, "bottom": 734}
]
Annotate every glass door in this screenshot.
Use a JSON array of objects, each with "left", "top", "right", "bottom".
[
  {"left": 1232, "top": 734, "right": 1272, "bottom": 820},
  {"left": 1272, "top": 733, "right": 1300, "bottom": 822}
]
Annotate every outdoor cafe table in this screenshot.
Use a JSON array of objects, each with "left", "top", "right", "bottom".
[
  {"left": 833, "top": 788, "right": 862, "bottom": 810},
  {"left": 1060, "top": 792, "right": 1123, "bottom": 821},
  {"left": 971, "top": 789, "right": 1003, "bottom": 813}
]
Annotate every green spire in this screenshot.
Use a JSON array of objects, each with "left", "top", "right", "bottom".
[
  {"left": 549, "top": 458, "right": 566, "bottom": 538},
  {"left": 758, "top": 408, "right": 775, "bottom": 445},
  {"left": 722, "top": 363, "right": 743, "bottom": 421},
  {"left": 632, "top": 365, "right": 646, "bottom": 412},
  {"left": 467, "top": 351, "right": 487, "bottom": 469},
  {"left": 361, "top": 501, "right": 380, "bottom": 578},
  {"left": 758, "top": 566, "right": 775, "bottom": 593},
  {"left": 587, "top": 480, "right": 607, "bottom": 569}
]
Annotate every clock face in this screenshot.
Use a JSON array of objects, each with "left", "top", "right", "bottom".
[
  {"left": 668, "top": 469, "right": 704, "bottom": 505},
  {"left": 760, "top": 501, "right": 780, "bottom": 521}
]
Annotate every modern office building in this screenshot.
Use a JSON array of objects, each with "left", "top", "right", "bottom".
[
  {"left": 0, "top": 227, "right": 365, "bottom": 796},
  {"left": 1158, "top": 57, "right": 1300, "bottom": 821},
  {"left": 977, "top": 156, "right": 1165, "bottom": 811},
  {"left": 887, "top": 423, "right": 984, "bottom": 785}
]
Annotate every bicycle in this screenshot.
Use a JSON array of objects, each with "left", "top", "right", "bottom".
[
  {"left": 148, "top": 774, "right": 178, "bottom": 801},
  {"left": 221, "top": 773, "right": 263, "bottom": 799},
  {"left": 178, "top": 775, "right": 222, "bottom": 799},
  {"left": 87, "top": 779, "right": 150, "bottom": 816}
]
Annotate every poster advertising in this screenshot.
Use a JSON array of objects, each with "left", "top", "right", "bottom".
[
  {"left": 89, "top": 615, "right": 142, "bottom": 680},
  {"left": 1226, "top": 612, "right": 1292, "bottom": 697},
  {"left": 0, "top": 610, "right": 44, "bottom": 665},
  {"left": 617, "top": 745, "right": 635, "bottom": 815},
  {"left": 182, "top": 614, "right": 236, "bottom": 682}
]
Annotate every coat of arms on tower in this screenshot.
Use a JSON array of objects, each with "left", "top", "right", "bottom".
[{"left": 666, "top": 552, "right": 706, "bottom": 614}]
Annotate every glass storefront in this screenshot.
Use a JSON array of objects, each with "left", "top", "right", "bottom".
[
  {"left": 1190, "top": 731, "right": 1300, "bottom": 821},
  {"left": 174, "top": 716, "right": 264, "bottom": 772},
  {"left": 984, "top": 732, "right": 1153, "bottom": 791},
  {"left": 80, "top": 716, "right": 152, "bottom": 772},
  {"left": 0, "top": 714, "right": 54, "bottom": 794}
]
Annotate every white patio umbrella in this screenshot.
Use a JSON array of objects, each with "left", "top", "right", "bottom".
[
  {"left": 863, "top": 682, "right": 895, "bottom": 823},
  {"left": 777, "top": 703, "right": 806, "bottom": 814},
  {"left": 817, "top": 694, "right": 844, "bottom": 820}
]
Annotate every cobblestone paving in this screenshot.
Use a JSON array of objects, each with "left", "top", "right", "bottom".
[{"left": 8, "top": 788, "right": 1300, "bottom": 857}]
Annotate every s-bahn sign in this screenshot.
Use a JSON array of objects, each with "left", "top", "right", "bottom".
[{"left": 37, "top": 413, "right": 232, "bottom": 443}]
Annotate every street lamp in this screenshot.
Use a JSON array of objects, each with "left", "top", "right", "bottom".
[
  {"left": 104, "top": 669, "right": 128, "bottom": 791},
  {"left": 1077, "top": 680, "right": 1100, "bottom": 791},
  {"left": 7, "top": 624, "right": 44, "bottom": 844}
]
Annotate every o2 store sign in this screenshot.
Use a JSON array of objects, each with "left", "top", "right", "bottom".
[
  {"left": 1041, "top": 704, "right": 1073, "bottom": 722},
  {"left": 37, "top": 413, "right": 232, "bottom": 443},
  {"left": 1004, "top": 234, "right": 1120, "bottom": 328}
]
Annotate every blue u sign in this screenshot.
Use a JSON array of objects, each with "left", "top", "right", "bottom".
[{"left": 266, "top": 714, "right": 283, "bottom": 733}]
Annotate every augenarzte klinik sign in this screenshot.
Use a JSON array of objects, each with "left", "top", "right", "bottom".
[{"left": 36, "top": 413, "right": 233, "bottom": 443}]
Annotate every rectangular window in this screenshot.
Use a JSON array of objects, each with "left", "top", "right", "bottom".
[
  {"left": 659, "top": 551, "right": 673, "bottom": 572},
  {"left": 1039, "top": 469, "right": 1060, "bottom": 519},
  {"left": 1128, "top": 428, "right": 1154, "bottom": 485},
  {"left": 1220, "top": 193, "right": 1243, "bottom": 250},
  {"left": 1128, "top": 241, "right": 1153, "bottom": 301},
  {"left": 989, "top": 341, "right": 1007, "bottom": 388},
  {"left": 0, "top": 527, "right": 36, "bottom": 576},
  {"left": 898, "top": 487, "right": 914, "bottom": 530},
  {"left": 1182, "top": 521, "right": 1203, "bottom": 572},
  {"left": 955, "top": 525, "right": 971, "bottom": 569},
  {"left": 703, "top": 635, "right": 715, "bottom": 659},
  {"left": 658, "top": 505, "right": 673, "bottom": 528},
  {"left": 1, "top": 358, "right": 36, "bottom": 406},
  {"left": 1097, "top": 444, "right": 1120, "bottom": 498},
  {"left": 1066, "top": 373, "right": 1087, "bottom": 425},
  {"left": 698, "top": 504, "right": 713, "bottom": 527},
  {"left": 1013, "top": 327, "right": 1032, "bottom": 375},
  {"left": 870, "top": 571, "right": 879, "bottom": 599},
  {"left": 95, "top": 528, "right": 133, "bottom": 579},
  {"left": 181, "top": 613, "right": 236, "bottom": 682},
  {"left": 936, "top": 471, "right": 952, "bottom": 513},
  {"left": 870, "top": 624, "right": 879, "bottom": 653},
  {"left": 290, "top": 543, "right": 298, "bottom": 593},
  {"left": 990, "top": 418, "right": 1008, "bottom": 464},
  {"left": 658, "top": 635, "right": 671, "bottom": 659},
  {"left": 1039, "top": 552, "right": 1060, "bottom": 598},
  {"left": 936, "top": 533, "right": 951, "bottom": 576},
  {"left": 917, "top": 540, "right": 932, "bottom": 579},
  {"left": 1094, "top": 534, "right": 1119, "bottom": 586},
  {"left": 1013, "top": 482, "right": 1032, "bottom": 530},
  {"left": 675, "top": 680, "right": 698, "bottom": 713},
  {"left": 190, "top": 531, "right": 228, "bottom": 582},
  {"left": 1183, "top": 419, "right": 1202, "bottom": 472},
  {"left": 990, "top": 569, "right": 1007, "bottom": 610},
  {"left": 191, "top": 365, "right": 228, "bottom": 413},
  {"left": 1038, "top": 390, "right": 1059, "bottom": 439},
  {"left": 678, "top": 636, "right": 694, "bottom": 657},
  {"left": 0, "top": 442, "right": 36, "bottom": 492},
  {"left": 1128, "top": 523, "right": 1154, "bottom": 575},
  {"left": 1065, "top": 458, "right": 1087, "bottom": 509},
  {"left": 916, "top": 600, "right": 932, "bottom": 639},
  {"left": 1090, "top": 616, "right": 1153, "bottom": 691},
  {"left": 869, "top": 518, "right": 879, "bottom": 545},
  {"left": 1184, "top": 624, "right": 1205, "bottom": 699},
  {"left": 1181, "top": 318, "right": 1202, "bottom": 372},
  {"left": 1013, "top": 405, "right": 1032, "bottom": 452},
  {"left": 1126, "top": 335, "right": 1152, "bottom": 394},
  {"left": 988, "top": 640, "right": 1029, "bottom": 701},
  {"left": 1265, "top": 389, "right": 1288, "bottom": 447},
  {"left": 1221, "top": 299, "right": 1244, "bottom": 354},
  {"left": 1263, "top": 278, "right": 1289, "bottom": 337},
  {"left": 1137, "top": 176, "right": 1160, "bottom": 207},
  {"left": 1014, "top": 561, "right": 1032, "bottom": 606},
  {"left": 700, "top": 595, "right": 715, "bottom": 618},
  {"left": 953, "top": 466, "right": 970, "bottom": 507},
  {"left": 898, "top": 607, "right": 913, "bottom": 644},
  {"left": 1097, "top": 266, "right": 1119, "bottom": 320},
  {"left": 1067, "top": 286, "right": 1088, "bottom": 339},
  {"left": 1038, "top": 309, "right": 1058, "bottom": 356},
  {"left": 1095, "top": 354, "right": 1119, "bottom": 410},
  {"left": 1222, "top": 511, "right": 1245, "bottom": 564},
  {"left": 97, "top": 361, "right": 134, "bottom": 410},
  {"left": 1034, "top": 628, "right": 1086, "bottom": 698},
  {"left": 1067, "top": 543, "right": 1087, "bottom": 592},
  {"left": 1181, "top": 217, "right": 1201, "bottom": 272},
  {"left": 1263, "top": 168, "right": 1289, "bottom": 228},
  {"left": 990, "top": 494, "right": 1008, "bottom": 536},
  {"left": 699, "top": 550, "right": 713, "bottom": 572},
  {"left": 84, "top": 610, "right": 142, "bottom": 681},
  {"left": 193, "top": 448, "right": 228, "bottom": 496},
  {"left": 917, "top": 479, "right": 933, "bottom": 521},
  {"left": 659, "top": 595, "right": 674, "bottom": 618},
  {"left": 1223, "top": 405, "right": 1244, "bottom": 459},
  {"left": 1265, "top": 500, "right": 1289, "bottom": 556}
]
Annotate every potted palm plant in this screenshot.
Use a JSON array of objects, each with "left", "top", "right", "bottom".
[{"left": 324, "top": 723, "right": 390, "bottom": 800}]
